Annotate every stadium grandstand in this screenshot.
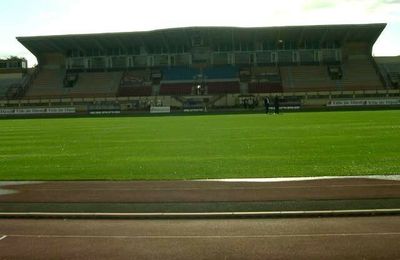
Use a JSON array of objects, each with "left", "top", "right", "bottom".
[
  {"left": 375, "top": 56, "right": 400, "bottom": 89},
  {"left": 1, "top": 23, "right": 399, "bottom": 114},
  {"left": 0, "top": 57, "right": 29, "bottom": 100}
]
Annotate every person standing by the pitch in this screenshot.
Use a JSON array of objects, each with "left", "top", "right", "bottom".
[
  {"left": 264, "top": 96, "right": 270, "bottom": 114},
  {"left": 274, "top": 96, "right": 280, "bottom": 114}
]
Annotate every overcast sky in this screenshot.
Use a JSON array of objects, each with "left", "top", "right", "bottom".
[{"left": 1, "top": 0, "right": 399, "bottom": 66}]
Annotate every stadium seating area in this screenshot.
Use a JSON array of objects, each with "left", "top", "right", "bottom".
[
  {"left": 247, "top": 66, "right": 283, "bottom": 93},
  {"left": 26, "top": 69, "right": 66, "bottom": 98},
  {"left": 118, "top": 86, "right": 153, "bottom": 97},
  {"left": 120, "top": 70, "right": 150, "bottom": 87},
  {"left": 13, "top": 24, "right": 392, "bottom": 101},
  {"left": 203, "top": 66, "right": 238, "bottom": 80},
  {"left": 27, "top": 70, "right": 121, "bottom": 98},
  {"left": 162, "top": 67, "right": 198, "bottom": 81},
  {"left": 277, "top": 59, "right": 384, "bottom": 92},
  {"left": 161, "top": 66, "right": 238, "bottom": 81},
  {"left": 22, "top": 59, "right": 385, "bottom": 99},
  {"left": 67, "top": 72, "right": 122, "bottom": 97},
  {"left": 248, "top": 82, "right": 283, "bottom": 93},
  {"left": 118, "top": 70, "right": 153, "bottom": 97},
  {"left": 251, "top": 66, "right": 280, "bottom": 81},
  {"left": 159, "top": 83, "right": 193, "bottom": 96},
  {"left": 376, "top": 62, "right": 400, "bottom": 88},
  {"left": 207, "top": 81, "right": 240, "bottom": 94},
  {"left": 387, "top": 70, "right": 400, "bottom": 88},
  {"left": 339, "top": 58, "right": 383, "bottom": 91},
  {"left": 280, "top": 65, "right": 337, "bottom": 92},
  {"left": 158, "top": 66, "right": 240, "bottom": 96},
  {"left": 0, "top": 78, "right": 22, "bottom": 98}
]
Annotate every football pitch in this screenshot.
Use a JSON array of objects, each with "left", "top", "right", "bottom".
[{"left": 0, "top": 110, "right": 399, "bottom": 180}]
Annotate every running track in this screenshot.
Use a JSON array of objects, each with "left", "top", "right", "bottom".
[
  {"left": 1, "top": 178, "right": 400, "bottom": 203},
  {"left": 0, "top": 216, "right": 399, "bottom": 259}
]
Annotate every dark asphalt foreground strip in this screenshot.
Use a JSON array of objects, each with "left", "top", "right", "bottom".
[{"left": 1, "top": 209, "right": 400, "bottom": 220}]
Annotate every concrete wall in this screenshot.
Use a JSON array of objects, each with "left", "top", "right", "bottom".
[
  {"left": 0, "top": 73, "right": 23, "bottom": 79},
  {"left": 40, "top": 53, "right": 66, "bottom": 69}
]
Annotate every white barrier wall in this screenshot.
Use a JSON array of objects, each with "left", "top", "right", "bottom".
[{"left": 150, "top": 106, "right": 171, "bottom": 114}]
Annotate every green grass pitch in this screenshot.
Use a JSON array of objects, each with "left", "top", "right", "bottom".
[{"left": 0, "top": 110, "right": 399, "bottom": 180}]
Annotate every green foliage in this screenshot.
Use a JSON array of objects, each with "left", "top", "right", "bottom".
[
  {"left": 0, "top": 110, "right": 399, "bottom": 180},
  {"left": 0, "top": 56, "right": 26, "bottom": 62}
]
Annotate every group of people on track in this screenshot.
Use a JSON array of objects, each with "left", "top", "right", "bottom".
[{"left": 264, "top": 96, "right": 280, "bottom": 114}]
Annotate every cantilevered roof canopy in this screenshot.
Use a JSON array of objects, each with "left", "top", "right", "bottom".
[{"left": 17, "top": 23, "right": 386, "bottom": 57}]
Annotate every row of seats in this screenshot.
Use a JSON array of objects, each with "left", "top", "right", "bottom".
[
  {"left": 118, "top": 82, "right": 241, "bottom": 96},
  {"left": 339, "top": 59, "right": 383, "bottom": 90},
  {"left": 279, "top": 60, "right": 384, "bottom": 92},
  {"left": 118, "top": 67, "right": 241, "bottom": 96},
  {"left": 280, "top": 66, "right": 338, "bottom": 92},
  {"left": 66, "top": 72, "right": 122, "bottom": 97},
  {"left": 25, "top": 69, "right": 66, "bottom": 98},
  {"left": 0, "top": 78, "right": 22, "bottom": 98},
  {"left": 120, "top": 70, "right": 151, "bottom": 87},
  {"left": 203, "top": 66, "right": 238, "bottom": 79},
  {"left": 162, "top": 67, "right": 198, "bottom": 81},
  {"left": 27, "top": 70, "right": 122, "bottom": 98},
  {"left": 248, "top": 82, "right": 283, "bottom": 93},
  {"left": 207, "top": 82, "right": 240, "bottom": 94},
  {"left": 24, "top": 61, "right": 385, "bottom": 99},
  {"left": 157, "top": 82, "right": 241, "bottom": 96},
  {"left": 376, "top": 62, "right": 400, "bottom": 88},
  {"left": 118, "top": 86, "right": 152, "bottom": 97},
  {"left": 159, "top": 83, "right": 193, "bottom": 96}
]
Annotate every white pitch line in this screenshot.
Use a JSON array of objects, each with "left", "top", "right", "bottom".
[
  {"left": 204, "top": 175, "right": 400, "bottom": 182},
  {"left": 4, "top": 232, "right": 400, "bottom": 240},
  {"left": 0, "top": 235, "right": 7, "bottom": 241}
]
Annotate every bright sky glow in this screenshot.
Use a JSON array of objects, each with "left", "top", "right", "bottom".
[{"left": 0, "top": 0, "right": 399, "bottom": 66}]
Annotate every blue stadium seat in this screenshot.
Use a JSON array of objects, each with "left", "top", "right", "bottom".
[
  {"left": 162, "top": 67, "right": 199, "bottom": 81},
  {"left": 203, "top": 66, "right": 238, "bottom": 80}
]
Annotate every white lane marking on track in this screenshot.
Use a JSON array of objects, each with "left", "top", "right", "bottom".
[
  {"left": 0, "top": 235, "right": 7, "bottom": 241},
  {"left": 5, "top": 232, "right": 400, "bottom": 239},
  {"left": 13, "top": 183, "right": 400, "bottom": 191}
]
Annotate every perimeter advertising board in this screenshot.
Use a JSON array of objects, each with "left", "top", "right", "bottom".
[
  {"left": 327, "top": 99, "right": 400, "bottom": 107},
  {"left": 150, "top": 106, "right": 171, "bottom": 114},
  {"left": 0, "top": 107, "right": 76, "bottom": 115}
]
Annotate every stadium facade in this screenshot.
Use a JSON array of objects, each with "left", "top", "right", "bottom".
[{"left": 0, "top": 23, "right": 399, "bottom": 115}]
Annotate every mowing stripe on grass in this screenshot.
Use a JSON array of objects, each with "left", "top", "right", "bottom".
[{"left": 1, "top": 111, "right": 399, "bottom": 180}]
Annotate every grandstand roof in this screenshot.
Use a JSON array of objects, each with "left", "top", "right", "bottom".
[
  {"left": 375, "top": 56, "right": 400, "bottom": 63},
  {"left": 17, "top": 23, "right": 386, "bottom": 56}
]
